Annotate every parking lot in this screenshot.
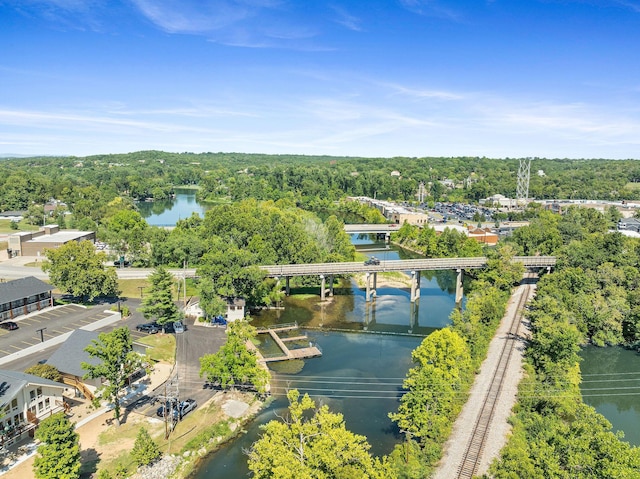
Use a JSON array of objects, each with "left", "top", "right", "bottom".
[{"left": 0, "top": 304, "right": 118, "bottom": 359}]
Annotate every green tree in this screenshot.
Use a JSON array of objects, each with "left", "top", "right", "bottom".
[
  {"left": 82, "top": 327, "right": 142, "bottom": 425},
  {"left": 139, "top": 266, "right": 181, "bottom": 326},
  {"left": 199, "top": 319, "right": 270, "bottom": 393},
  {"left": 42, "top": 240, "right": 119, "bottom": 301},
  {"left": 390, "top": 329, "right": 472, "bottom": 448},
  {"left": 33, "top": 412, "right": 81, "bottom": 479},
  {"left": 131, "top": 427, "right": 161, "bottom": 466},
  {"left": 248, "top": 389, "right": 395, "bottom": 479},
  {"left": 103, "top": 209, "right": 149, "bottom": 263},
  {"left": 24, "top": 364, "right": 62, "bottom": 383}
]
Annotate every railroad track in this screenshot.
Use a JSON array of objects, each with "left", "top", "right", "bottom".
[{"left": 456, "top": 273, "right": 534, "bottom": 478}]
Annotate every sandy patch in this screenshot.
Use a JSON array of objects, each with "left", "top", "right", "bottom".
[{"left": 223, "top": 400, "right": 250, "bottom": 418}]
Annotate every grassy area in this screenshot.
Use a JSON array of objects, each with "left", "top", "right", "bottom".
[
  {"left": 117, "top": 277, "right": 198, "bottom": 300},
  {"left": 136, "top": 334, "right": 176, "bottom": 363},
  {"left": 624, "top": 182, "right": 640, "bottom": 191},
  {"left": 0, "top": 219, "right": 40, "bottom": 234},
  {"left": 117, "top": 279, "right": 150, "bottom": 299},
  {"left": 94, "top": 392, "right": 259, "bottom": 478}
]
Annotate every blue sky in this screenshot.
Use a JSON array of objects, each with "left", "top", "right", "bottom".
[{"left": 1, "top": 0, "right": 639, "bottom": 159}]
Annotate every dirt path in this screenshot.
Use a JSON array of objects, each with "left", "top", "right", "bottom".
[{"left": 432, "top": 281, "right": 536, "bottom": 478}]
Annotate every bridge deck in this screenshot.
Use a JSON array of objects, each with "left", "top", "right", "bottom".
[{"left": 260, "top": 256, "right": 556, "bottom": 277}]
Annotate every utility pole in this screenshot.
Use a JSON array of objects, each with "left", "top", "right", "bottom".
[{"left": 156, "top": 375, "right": 179, "bottom": 440}]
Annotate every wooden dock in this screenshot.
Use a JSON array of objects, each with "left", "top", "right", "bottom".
[{"left": 252, "top": 323, "right": 322, "bottom": 363}]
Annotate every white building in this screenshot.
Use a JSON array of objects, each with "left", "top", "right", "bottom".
[{"left": 0, "top": 370, "right": 66, "bottom": 448}]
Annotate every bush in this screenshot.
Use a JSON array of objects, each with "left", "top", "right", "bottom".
[{"left": 25, "top": 364, "right": 62, "bottom": 383}]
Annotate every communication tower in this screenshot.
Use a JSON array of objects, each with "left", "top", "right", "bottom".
[
  {"left": 417, "top": 182, "right": 426, "bottom": 203},
  {"left": 516, "top": 158, "right": 532, "bottom": 205}
]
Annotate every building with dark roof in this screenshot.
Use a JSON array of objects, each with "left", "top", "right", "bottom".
[
  {"left": 0, "top": 276, "right": 53, "bottom": 322},
  {"left": 47, "top": 329, "right": 147, "bottom": 401},
  {"left": 0, "top": 369, "right": 66, "bottom": 447},
  {"left": 46, "top": 330, "right": 104, "bottom": 400}
]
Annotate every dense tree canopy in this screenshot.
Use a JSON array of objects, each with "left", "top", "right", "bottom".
[
  {"left": 42, "top": 240, "right": 119, "bottom": 301},
  {"left": 248, "top": 389, "right": 395, "bottom": 479},
  {"left": 34, "top": 412, "right": 81, "bottom": 479},
  {"left": 199, "top": 319, "right": 270, "bottom": 393}
]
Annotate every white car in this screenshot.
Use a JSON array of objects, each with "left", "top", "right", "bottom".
[{"left": 174, "top": 321, "right": 185, "bottom": 333}]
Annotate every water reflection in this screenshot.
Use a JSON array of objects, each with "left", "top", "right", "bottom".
[
  {"left": 580, "top": 345, "right": 640, "bottom": 446},
  {"left": 137, "top": 189, "right": 207, "bottom": 226}
]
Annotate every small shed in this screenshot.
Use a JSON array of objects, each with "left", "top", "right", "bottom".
[{"left": 226, "top": 298, "right": 246, "bottom": 322}]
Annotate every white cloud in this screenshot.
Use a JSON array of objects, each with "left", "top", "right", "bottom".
[
  {"left": 398, "top": 0, "right": 462, "bottom": 21},
  {"left": 331, "top": 5, "right": 363, "bottom": 31}
]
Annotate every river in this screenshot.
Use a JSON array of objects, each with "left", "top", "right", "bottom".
[
  {"left": 579, "top": 345, "right": 640, "bottom": 446},
  {"left": 139, "top": 193, "right": 640, "bottom": 469},
  {"left": 191, "top": 237, "right": 463, "bottom": 478}
]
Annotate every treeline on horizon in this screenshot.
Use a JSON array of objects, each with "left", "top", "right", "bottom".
[{"left": 3, "top": 151, "right": 640, "bottom": 216}]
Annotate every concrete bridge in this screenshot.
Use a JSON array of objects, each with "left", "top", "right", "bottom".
[
  {"left": 259, "top": 256, "right": 556, "bottom": 303},
  {"left": 343, "top": 224, "right": 400, "bottom": 243}
]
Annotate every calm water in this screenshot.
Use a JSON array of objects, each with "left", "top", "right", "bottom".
[
  {"left": 193, "top": 237, "right": 464, "bottom": 478},
  {"left": 579, "top": 346, "right": 640, "bottom": 446},
  {"left": 137, "top": 189, "right": 207, "bottom": 226}
]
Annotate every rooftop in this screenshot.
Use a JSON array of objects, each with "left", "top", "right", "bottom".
[
  {"left": 27, "top": 230, "right": 94, "bottom": 243},
  {"left": 0, "top": 276, "right": 52, "bottom": 305},
  {"left": 0, "top": 370, "right": 65, "bottom": 407}
]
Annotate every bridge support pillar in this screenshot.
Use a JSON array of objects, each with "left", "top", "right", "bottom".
[
  {"left": 410, "top": 271, "right": 420, "bottom": 302},
  {"left": 385, "top": 233, "right": 390, "bottom": 243},
  {"left": 455, "top": 269, "right": 464, "bottom": 304},
  {"left": 320, "top": 275, "right": 326, "bottom": 301},
  {"left": 285, "top": 276, "right": 290, "bottom": 296},
  {"left": 329, "top": 275, "right": 334, "bottom": 297},
  {"left": 372, "top": 272, "right": 377, "bottom": 299},
  {"left": 365, "top": 272, "right": 374, "bottom": 302},
  {"left": 409, "top": 299, "right": 419, "bottom": 334}
]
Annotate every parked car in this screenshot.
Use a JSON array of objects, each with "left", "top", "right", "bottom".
[
  {"left": 160, "top": 322, "right": 175, "bottom": 333},
  {"left": 364, "top": 257, "right": 381, "bottom": 266},
  {"left": 173, "top": 399, "right": 197, "bottom": 420},
  {"left": 136, "top": 323, "right": 159, "bottom": 334},
  {"left": 113, "top": 259, "right": 131, "bottom": 267},
  {"left": 173, "top": 321, "right": 185, "bottom": 333},
  {"left": 156, "top": 399, "right": 178, "bottom": 418},
  {"left": 0, "top": 321, "right": 18, "bottom": 331},
  {"left": 212, "top": 316, "right": 227, "bottom": 326}
]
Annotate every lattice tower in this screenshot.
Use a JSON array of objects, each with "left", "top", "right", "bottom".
[{"left": 516, "top": 158, "right": 532, "bottom": 205}]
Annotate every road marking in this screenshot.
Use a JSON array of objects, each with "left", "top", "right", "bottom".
[
  {"left": 0, "top": 349, "right": 11, "bottom": 355},
  {"left": 8, "top": 344, "right": 22, "bottom": 350},
  {"left": 76, "top": 320, "right": 92, "bottom": 324},
  {"left": 60, "top": 326, "right": 75, "bottom": 331},
  {"left": 52, "top": 330, "right": 65, "bottom": 335},
  {"left": 23, "top": 340, "right": 38, "bottom": 346}
]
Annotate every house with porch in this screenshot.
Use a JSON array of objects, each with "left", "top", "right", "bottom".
[{"left": 0, "top": 370, "right": 66, "bottom": 448}]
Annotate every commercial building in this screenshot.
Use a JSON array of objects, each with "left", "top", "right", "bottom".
[
  {"left": 7, "top": 225, "right": 95, "bottom": 257},
  {"left": 0, "top": 276, "right": 53, "bottom": 322}
]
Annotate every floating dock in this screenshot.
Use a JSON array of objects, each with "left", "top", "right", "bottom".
[{"left": 249, "top": 323, "right": 322, "bottom": 363}]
